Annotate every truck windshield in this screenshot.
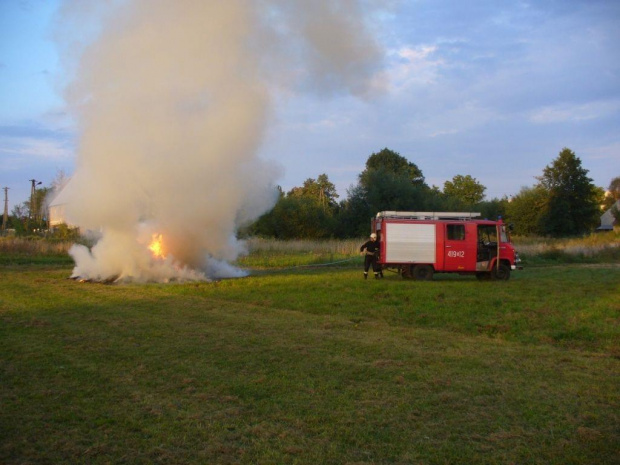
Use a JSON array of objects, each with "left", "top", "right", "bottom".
[
  {"left": 478, "top": 225, "right": 497, "bottom": 244},
  {"left": 478, "top": 224, "right": 510, "bottom": 243}
]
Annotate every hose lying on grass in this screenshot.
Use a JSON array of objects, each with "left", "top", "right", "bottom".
[{"left": 253, "top": 256, "right": 359, "bottom": 274}]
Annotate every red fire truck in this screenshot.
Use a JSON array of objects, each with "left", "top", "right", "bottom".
[{"left": 372, "top": 211, "right": 521, "bottom": 280}]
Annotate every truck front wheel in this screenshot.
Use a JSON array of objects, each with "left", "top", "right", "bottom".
[
  {"left": 490, "top": 263, "right": 511, "bottom": 281},
  {"left": 412, "top": 265, "right": 434, "bottom": 281}
]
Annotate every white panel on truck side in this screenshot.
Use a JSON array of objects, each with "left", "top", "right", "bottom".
[{"left": 385, "top": 223, "right": 436, "bottom": 263}]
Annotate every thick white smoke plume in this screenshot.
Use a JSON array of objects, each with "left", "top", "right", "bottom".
[{"left": 59, "top": 0, "right": 385, "bottom": 282}]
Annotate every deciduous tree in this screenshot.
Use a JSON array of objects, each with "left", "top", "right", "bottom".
[
  {"left": 443, "top": 174, "right": 486, "bottom": 205},
  {"left": 360, "top": 148, "right": 425, "bottom": 187},
  {"left": 602, "top": 176, "right": 620, "bottom": 210},
  {"left": 249, "top": 175, "right": 339, "bottom": 239},
  {"left": 505, "top": 186, "right": 547, "bottom": 236},
  {"left": 288, "top": 174, "right": 339, "bottom": 210},
  {"left": 536, "top": 148, "right": 600, "bottom": 236}
]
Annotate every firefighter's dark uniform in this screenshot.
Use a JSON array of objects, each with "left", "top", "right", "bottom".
[{"left": 360, "top": 238, "right": 382, "bottom": 279}]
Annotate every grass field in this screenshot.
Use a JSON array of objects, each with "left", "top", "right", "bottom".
[{"left": 1, "top": 243, "right": 619, "bottom": 463}]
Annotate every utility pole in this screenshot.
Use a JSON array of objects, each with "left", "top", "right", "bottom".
[
  {"left": 29, "top": 179, "right": 42, "bottom": 231},
  {"left": 2, "top": 187, "right": 8, "bottom": 231}
]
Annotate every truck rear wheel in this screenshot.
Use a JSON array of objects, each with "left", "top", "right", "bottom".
[
  {"left": 401, "top": 265, "right": 413, "bottom": 279},
  {"left": 412, "top": 265, "right": 434, "bottom": 281}
]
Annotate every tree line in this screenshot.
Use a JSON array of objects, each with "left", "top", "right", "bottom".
[
  {"left": 2, "top": 171, "right": 68, "bottom": 236},
  {"left": 3, "top": 186, "right": 51, "bottom": 234},
  {"left": 4, "top": 148, "right": 617, "bottom": 239},
  {"left": 244, "top": 147, "right": 618, "bottom": 239}
]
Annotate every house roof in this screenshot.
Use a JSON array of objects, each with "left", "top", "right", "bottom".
[{"left": 597, "top": 199, "right": 620, "bottom": 230}]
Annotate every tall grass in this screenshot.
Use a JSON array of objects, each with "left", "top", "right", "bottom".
[
  {"left": 237, "top": 237, "right": 365, "bottom": 268},
  {"left": 0, "top": 237, "right": 74, "bottom": 255},
  {"left": 243, "top": 237, "right": 364, "bottom": 255},
  {"left": 241, "top": 234, "right": 620, "bottom": 267},
  {"left": 513, "top": 231, "right": 620, "bottom": 264},
  {"left": 1, "top": 232, "right": 618, "bottom": 266}
]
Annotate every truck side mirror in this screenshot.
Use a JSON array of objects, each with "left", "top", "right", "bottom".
[{"left": 508, "top": 223, "right": 514, "bottom": 231}]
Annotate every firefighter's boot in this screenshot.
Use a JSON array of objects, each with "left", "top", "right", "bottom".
[
  {"left": 364, "top": 272, "right": 368, "bottom": 280},
  {"left": 374, "top": 273, "right": 380, "bottom": 279}
]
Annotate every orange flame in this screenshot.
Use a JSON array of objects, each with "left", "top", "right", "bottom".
[{"left": 148, "top": 234, "right": 166, "bottom": 259}]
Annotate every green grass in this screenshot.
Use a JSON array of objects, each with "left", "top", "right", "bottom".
[{"left": 1, "top": 260, "right": 619, "bottom": 464}]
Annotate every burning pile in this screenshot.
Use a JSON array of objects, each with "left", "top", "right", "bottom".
[
  {"left": 59, "top": 0, "right": 385, "bottom": 283},
  {"left": 148, "top": 234, "right": 165, "bottom": 260}
]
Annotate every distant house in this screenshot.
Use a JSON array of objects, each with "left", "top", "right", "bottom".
[
  {"left": 48, "top": 178, "right": 74, "bottom": 228},
  {"left": 597, "top": 199, "right": 620, "bottom": 231}
]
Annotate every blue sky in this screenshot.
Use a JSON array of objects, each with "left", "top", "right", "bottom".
[{"left": 1, "top": 0, "right": 619, "bottom": 211}]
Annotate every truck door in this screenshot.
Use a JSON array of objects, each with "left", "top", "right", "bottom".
[
  {"left": 476, "top": 224, "right": 498, "bottom": 269},
  {"left": 444, "top": 223, "right": 475, "bottom": 271}
]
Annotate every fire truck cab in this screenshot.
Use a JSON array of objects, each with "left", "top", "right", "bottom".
[{"left": 372, "top": 211, "right": 521, "bottom": 281}]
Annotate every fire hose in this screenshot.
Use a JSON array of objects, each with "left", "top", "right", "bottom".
[{"left": 254, "top": 256, "right": 359, "bottom": 274}]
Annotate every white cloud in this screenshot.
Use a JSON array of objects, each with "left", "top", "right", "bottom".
[
  {"left": 385, "top": 45, "right": 443, "bottom": 91},
  {"left": 407, "top": 100, "right": 499, "bottom": 138},
  {"left": 0, "top": 136, "right": 73, "bottom": 161},
  {"left": 308, "top": 114, "right": 352, "bottom": 131},
  {"left": 529, "top": 100, "right": 620, "bottom": 124},
  {"left": 580, "top": 141, "right": 620, "bottom": 161}
]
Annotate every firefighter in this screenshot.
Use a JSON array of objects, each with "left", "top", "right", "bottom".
[{"left": 360, "top": 233, "right": 382, "bottom": 279}]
